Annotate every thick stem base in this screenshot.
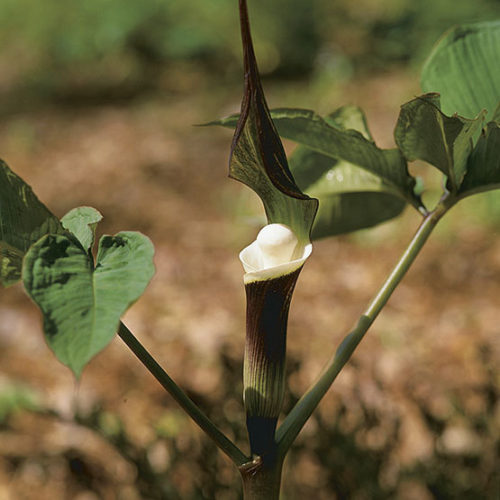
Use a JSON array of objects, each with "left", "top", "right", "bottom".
[{"left": 240, "top": 455, "right": 284, "bottom": 500}]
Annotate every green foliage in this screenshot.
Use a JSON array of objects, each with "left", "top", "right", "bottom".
[
  {"left": 216, "top": 108, "right": 419, "bottom": 205},
  {"left": 404, "top": 21, "right": 500, "bottom": 200},
  {"left": 421, "top": 21, "right": 500, "bottom": 119},
  {"left": 216, "top": 18, "right": 500, "bottom": 238},
  {"left": 395, "top": 94, "right": 486, "bottom": 192},
  {"left": 459, "top": 121, "right": 500, "bottom": 197},
  {"left": 23, "top": 229, "right": 154, "bottom": 377},
  {"left": 289, "top": 106, "right": 406, "bottom": 238},
  {"left": 0, "top": 160, "right": 155, "bottom": 377},
  {"left": 61, "top": 206, "right": 103, "bottom": 253},
  {"left": 267, "top": 109, "right": 419, "bottom": 207},
  {"left": 212, "top": 106, "right": 421, "bottom": 237},
  {"left": 0, "top": 160, "right": 64, "bottom": 287}
]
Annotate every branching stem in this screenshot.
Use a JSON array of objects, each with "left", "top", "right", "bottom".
[
  {"left": 117, "top": 322, "right": 249, "bottom": 466},
  {"left": 276, "top": 195, "right": 454, "bottom": 457}
]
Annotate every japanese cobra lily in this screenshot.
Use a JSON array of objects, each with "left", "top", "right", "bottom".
[{"left": 231, "top": 0, "right": 318, "bottom": 458}]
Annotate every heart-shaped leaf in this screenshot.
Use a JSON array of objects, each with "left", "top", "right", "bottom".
[
  {"left": 421, "top": 21, "right": 500, "bottom": 120},
  {"left": 61, "top": 206, "right": 103, "bottom": 252},
  {"left": 395, "top": 94, "right": 485, "bottom": 192},
  {"left": 0, "top": 160, "right": 64, "bottom": 286},
  {"left": 458, "top": 121, "right": 500, "bottom": 197},
  {"left": 23, "top": 231, "right": 154, "bottom": 376}
]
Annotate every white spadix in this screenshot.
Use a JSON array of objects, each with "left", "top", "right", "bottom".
[
  {"left": 239, "top": 223, "right": 312, "bottom": 282},
  {"left": 256, "top": 223, "right": 299, "bottom": 268}
]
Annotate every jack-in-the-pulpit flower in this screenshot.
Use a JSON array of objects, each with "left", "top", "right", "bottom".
[
  {"left": 240, "top": 224, "right": 314, "bottom": 456},
  {"left": 230, "top": 0, "right": 318, "bottom": 458}
]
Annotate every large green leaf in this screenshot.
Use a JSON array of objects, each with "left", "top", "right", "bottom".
[
  {"left": 23, "top": 231, "right": 154, "bottom": 376},
  {"left": 290, "top": 105, "right": 406, "bottom": 238},
  {"left": 215, "top": 108, "right": 421, "bottom": 211},
  {"left": 458, "top": 121, "right": 500, "bottom": 197},
  {"left": 493, "top": 103, "right": 500, "bottom": 123},
  {"left": 421, "top": 21, "right": 500, "bottom": 120},
  {"left": 395, "top": 94, "right": 485, "bottom": 192},
  {"left": 61, "top": 206, "right": 103, "bottom": 253},
  {"left": 292, "top": 152, "right": 405, "bottom": 238},
  {"left": 229, "top": 0, "right": 317, "bottom": 243},
  {"left": 0, "top": 160, "right": 64, "bottom": 287}
]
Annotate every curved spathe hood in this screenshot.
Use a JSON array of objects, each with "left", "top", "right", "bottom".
[{"left": 239, "top": 223, "right": 313, "bottom": 283}]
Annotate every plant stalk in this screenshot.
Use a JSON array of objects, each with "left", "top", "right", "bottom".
[
  {"left": 117, "top": 322, "right": 249, "bottom": 466},
  {"left": 239, "top": 454, "right": 284, "bottom": 500},
  {"left": 276, "top": 197, "right": 453, "bottom": 456}
]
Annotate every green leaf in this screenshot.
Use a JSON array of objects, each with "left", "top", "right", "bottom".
[
  {"left": 229, "top": 0, "right": 317, "bottom": 243},
  {"left": 61, "top": 206, "right": 103, "bottom": 252},
  {"left": 290, "top": 148, "right": 405, "bottom": 238},
  {"left": 421, "top": 21, "right": 500, "bottom": 120},
  {"left": 395, "top": 94, "right": 486, "bottom": 192},
  {"left": 0, "top": 160, "right": 64, "bottom": 287},
  {"left": 23, "top": 231, "right": 155, "bottom": 377},
  {"left": 493, "top": 102, "right": 500, "bottom": 123},
  {"left": 289, "top": 105, "right": 406, "bottom": 238},
  {"left": 458, "top": 121, "right": 500, "bottom": 197},
  {"left": 215, "top": 108, "right": 421, "bottom": 210},
  {"left": 323, "top": 105, "right": 373, "bottom": 140}
]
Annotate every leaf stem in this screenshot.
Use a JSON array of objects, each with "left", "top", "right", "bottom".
[
  {"left": 117, "top": 322, "right": 249, "bottom": 466},
  {"left": 276, "top": 195, "right": 454, "bottom": 457}
]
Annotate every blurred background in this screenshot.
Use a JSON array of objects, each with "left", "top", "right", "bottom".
[{"left": 0, "top": 0, "right": 499, "bottom": 498}]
